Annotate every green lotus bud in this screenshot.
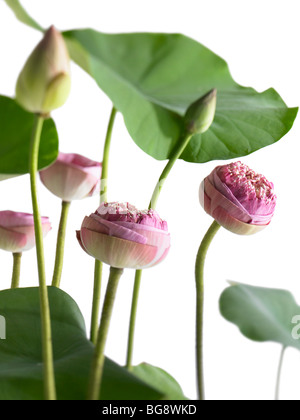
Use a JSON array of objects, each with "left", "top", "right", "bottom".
[
  {"left": 15, "top": 26, "right": 71, "bottom": 115},
  {"left": 184, "top": 88, "right": 217, "bottom": 135}
]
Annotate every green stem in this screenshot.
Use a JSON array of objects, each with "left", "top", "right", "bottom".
[
  {"left": 29, "top": 114, "right": 56, "bottom": 400},
  {"left": 275, "top": 346, "right": 286, "bottom": 401},
  {"left": 99, "top": 107, "right": 117, "bottom": 204},
  {"left": 87, "top": 267, "right": 123, "bottom": 400},
  {"left": 195, "top": 220, "right": 220, "bottom": 401},
  {"left": 11, "top": 252, "right": 22, "bottom": 289},
  {"left": 90, "top": 106, "right": 117, "bottom": 344},
  {"left": 149, "top": 133, "right": 192, "bottom": 210},
  {"left": 51, "top": 200, "right": 71, "bottom": 288},
  {"left": 125, "top": 269, "right": 142, "bottom": 370},
  {"left": 125, "top": 132, "right": 192, "bottom": 370},
  {"left": 90, "top": 260, "right": 103, "bottom": 344}
]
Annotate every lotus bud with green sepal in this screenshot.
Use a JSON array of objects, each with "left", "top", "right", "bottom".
[
  {"left": 184, "top": 88, "right": 217, "bottom": 135},
  {"left": 15, "top": 26, "right": 71, "bottom": 115}
]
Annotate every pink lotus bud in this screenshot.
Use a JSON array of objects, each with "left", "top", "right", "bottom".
[
  {"left": 0, "top": 211, "right": 51, "bottom": 253},
  {"left": 39, "top": 152, "right": 102, "bottom": 202},
  {"left": 76, "top": 202, "right": 171, "bottom": 269},
  {"left": 199, "top": 161, "right": 277, "bottom": 235},
  {"left": 15, "top": 26, "right": 71, "bottom": 114}
]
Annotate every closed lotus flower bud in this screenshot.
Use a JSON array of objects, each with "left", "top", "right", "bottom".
[
  {"left": 184, "top": 89, "right": 217, "bottom": 135},
  {"left": 199, "top": 161, "right": 277, "bottom": 235},
  {"left": 77, "top": 202, "right": 171, "bottom": 269},
  {"left": 0, "top": 211, "right": 51, "bottom": 253},
  {"left": 39, "top": 152, "right": 101, "bottom": 202},
  {"left": 15, "top": 26, "right": 71, "bottom": 114}
]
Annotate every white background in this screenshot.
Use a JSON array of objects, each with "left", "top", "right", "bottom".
[{"left": 0, "top": 0, "right": 299, "bottom": 401}]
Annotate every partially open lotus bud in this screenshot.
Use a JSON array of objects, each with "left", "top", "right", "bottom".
[
  {"left": 39, "top": 152, "right": 101, "bottom": 202},
  {"left": 199, "top": 161, "right": 277, "bottom": 235},
  {"left": 15, "top": 26, "right": 71, "bottom": 115},
  {"left": 77, "top": 202, "right": 171, "bottom": 269},
  {"left": 0, "top": 211, "right": 51, "bottom": 252}
]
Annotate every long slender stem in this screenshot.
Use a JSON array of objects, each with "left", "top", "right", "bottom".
[
  {"left": 275, "top": 346, "right": 286, "bottom": 401},
  {"left": 90, "top": 260, "right": 103, "bottom": 344},
  {"left": 90, "top": 106, "right": 117, "bottom": 344},
  {"left": 29, "top": 114, "right": 56, "bottom": 400},
  {"left": 149, "top": 133, "right": 192, "bottom": 210},
  {"left": 126, "top": 269, "right": 142, "bottom": 370},
  {"left": 99, "top": 107, "right": 117, "bottom": 204},
  {"left": 11, "top": 252, "right": 22, "bottom": 289},
  {"left": 195, "top": 220, "right": 220, "bottom": 401},
  {"left": 87, "top": 266, "right": 123, "bottom": 400},
  {"left": 52, "top": 200, "right": 71, "bottom": 288},
  {"left": 125, "top": 132, "right": 192, "bottom": 370}
]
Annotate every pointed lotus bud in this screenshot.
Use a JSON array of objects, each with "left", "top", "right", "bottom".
[
  {"left": 0, "top": 211, "right": 51, "bottom": 252},
  {"left": 39, "top": 152, "right": 101, "bottom": 201},
  {"left": 199, "top": 161, "right": 277, "bottom": 235},
  {"left": 15, "top": 26, "right": 71, "bottom": 115},
  {"left": 77, "top": 202, "right": 171, "bottom": 269},
  {"left": 184, "top": 89, "right": 217, "bottom": 135}
]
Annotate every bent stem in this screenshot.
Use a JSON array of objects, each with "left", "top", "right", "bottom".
[
  {"left": 11, "top": 252, "right": 22, "bottom": 289},
  {"left": 52, "top": 200, "right": 71, "bottom": 288},
  {"left": 149, "top": 133, "right": 192, "bottom": 210},
  {"left": 90, "top": 106, "right": 117, "bottom": 344},
  {"left": 195, "top": 220, "right": 220, "bottom": 401},
  {"left": 125, "top": 132, "right": 192, "bottom": 370},
  {"left": 29, "top": 114, "right": 56, "bottom": 400},
  {"left": 87, "top": 266, "right": 123, "bottom": 400},
  {"left": 275, "top": 346, "right": 286, "bottom": 401}
]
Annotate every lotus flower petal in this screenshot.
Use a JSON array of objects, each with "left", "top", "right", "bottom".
[
  {"left": 203, "top": 178, "right": 252, "bottom": 224},
  {"left": 211, "top": 205, "right": 268, "bottom": 235},
  {"left": 89, "top": 214, "right": 147, "bottom": 245},
  {"left": 0, "top": 225, "right": 28, "bottom": 253},
  {"left": 80, "top": 228, "right": 158, "bottom": 269}
]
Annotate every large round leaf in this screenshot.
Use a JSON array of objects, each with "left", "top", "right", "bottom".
[
  {"left": 4, "top": 1, "right": 297, "bottom": 164},
  {"left": 219, "top": 283, "right": 300, "bottom": 350},
  {"left": 0, "top": 287, "right": 162, "bottom": 400},
  {"left": 63, "top": 29, "right": 298, "bottom": 163},
  {"left": 0, "top": 96, "right": 59, "bottom": 175}
]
